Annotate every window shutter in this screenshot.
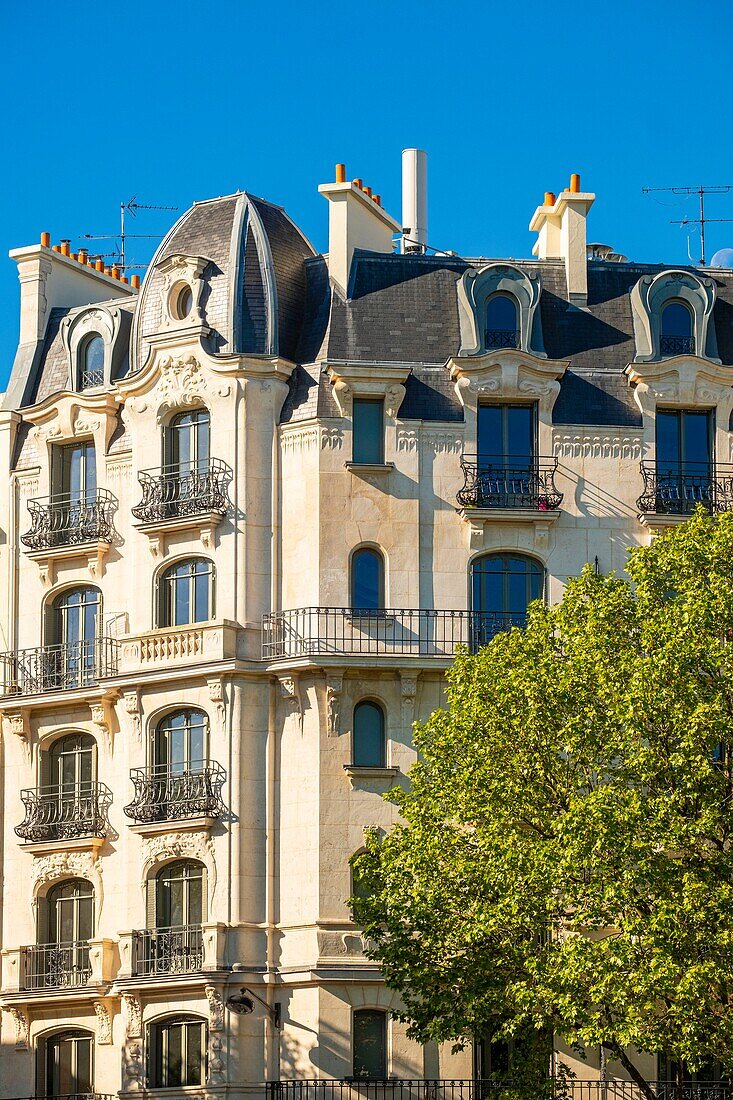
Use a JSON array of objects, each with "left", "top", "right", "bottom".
[
  {"left": 200, "top": 865, "right": 209, "bottom": 923},
  {"left": 145, "top": 876, "right": 157, "bottom": 930}
]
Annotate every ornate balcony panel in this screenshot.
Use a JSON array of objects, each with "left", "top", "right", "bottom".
[
  {"left": 262, "top": 608, "right": 524, "bottom": 660},
  {"left": 23, "top": 940, "right": 91, "bottom": 990},
  {"left": 133, "top": 925, "right": 203, "bottom": 976},
  {"left": 484, "top": 327, "right": 520, "bottom": 349},
  {"left": 457, "top": 454, "right": 562, "bottom": 510},
  {"left": 124, "top": 762, "right": 226, "bottom": 824},
  {"left": 660, "top": 334, "right": 695, "bottom": 356},
  {"left": 132, "top": 459, "right": 232, "bottom": 524},
  {"left": 267, "top": 1083, "right": 732, "bottom": 1100},
  {"left": 21, "top": 490, "right": 117, "bottom": 552},
  {"left": 637, "top": 461, "right": 733, "bottom": 515},
  {"left": 15, "top": 782, "right": 112, "bottom": 843},
  {"left": 0, "top": 638, "right": 120, "bottom": 697}
]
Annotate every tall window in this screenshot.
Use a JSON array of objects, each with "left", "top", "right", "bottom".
[
  {"left": 660, "top": 301, "right": 694, "bottom": 356},
  {"left": 351, "top": 548, "right": 384, "bottom": 612},
  {"left": 43, "top": 1030, "right": 93, "bottom": 1097},
  {"left": 155, "top": 860, "right": 205, "bottom": 929},
  {"left": 53, "top": 441, "right": 97, "bottom": 502},
  {"left": 656, "top": 408, "right": 713, "bottom": 513},
  {"left": 154, "top": 710, "right": 208, "bottom": 775},
  {"left": 352, "top": 398, "right": 384, "bottom": 464},
  {"left": 353, "top": 1008, "right": 387, "bottom": 1078},
  {"left": 471, "top": 553, "right": 544, "bottom": 646},
  {"left": 47, "top": 586, "right": 102, "bottom": 689},
  {"left": 79, "top": 334, "right": 105, "bottom": 390},
  {"left": 150, "top": 1017, "right": 207, "bottom": 1088},
  {"left": 477, "top": 404, "right": 535, "bottom": 467},
  {"left": 352, "top": 701, "right": 386, "bottom": 768},
  {"left": 165, "top": 408, "right": 210, "bottom": 473},
  {"left": 45, "top": 879, "right": 94, "bottom": 945},
  {"left": 485, "top": 294, "right": 519, "bottom": 349},
  {"left": 158, "top": 558, "right": 215, "bottom": 627}
]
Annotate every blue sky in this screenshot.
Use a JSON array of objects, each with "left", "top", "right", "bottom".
[{"left": 1, "top": 0, "right": 732, "bottom": 384}]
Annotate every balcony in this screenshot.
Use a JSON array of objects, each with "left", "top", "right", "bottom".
[
  {"left": 0, "top": 639, "right": 120, "bottom": 697},
  {"left": 267, "top": 1083, "right": 731, "bottom": 1100},
  {"left": 21, "top": 490, "right": 117, "bottom": 552},
  {"left": 132, "top": 459, "right": 232, "bottom": 551},
  {"left": 15, "top": 782, "right": 112, "bottom": 846},
  {"left": 133, "top": 925, "right": 203, "bottom": 976},
  {"left": 124, "top": 762, "right": 226, "bottom": 827},
  {"left": 660, "top": 334, "right": 695, "bottom": 356},
  {"left": 457, "top": 455, "right": 562, "bottom": 511},
  {"left": 485, "top": 327, "right": 520, "bottom": 349},
  {"left": 23, "top": 940, "right": 91, "bottom": 991},
  {"left": 262, "top": 608, "right": 524, "bottom": 661},
  {"left": 637, "top": 462, "right": 733, "bottom": 522}
]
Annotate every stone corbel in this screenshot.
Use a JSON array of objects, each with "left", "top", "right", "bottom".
[
  {"left": 6, "top": 1005, "right": 29, "bottom": 1050},
  {"left": 122, "top": 690, "right": 142, "bottom": 745},
  {"left": 90, "top": 694, "right": 116, "bottom": 753},
  {"left": 326, "top": 674, "right": 344, "bottom": 737},
  {"left": 208, "top": 678, "right": 226, "bottom": 729},
  {"left": 4, "top": 710, "right": 31, "bottom": 761},
  {"left": 279, "top": 674, "right": 303, "bottom": 730},
  {"left": 94, "top": 998, "right": 115, "bottom": 1045},
  {"left": 205, "top": 983, "right": 225, "bottom": 1031},
  {"left": 385, "top": 384, "right": 406, "bottom": 419},
  {"left": 122, "top": 992, "right": 142, "bottom": 1037},
  {"left": 331, "top": 378, "right": 353, "bottom": 417},
  {"left": 122, "top": 1039, "right": 144, "bottom": 1092},
  {"left": 400, "top": 672, "right": 419, "bottom": 741}
]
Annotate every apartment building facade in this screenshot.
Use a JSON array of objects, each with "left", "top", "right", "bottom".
[{"left": 0, "top": 152, "right": 731, "bottom": 1098}]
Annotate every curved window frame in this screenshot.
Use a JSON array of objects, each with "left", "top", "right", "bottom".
[
  {"left": 156, "top": 557, "right": 215, "bottom": 628},
  {"left": 164, "top": 407, "right": 210, "bottom": 474},
  {"left": 78, "top": 333, "right": 105, "bottom": 391},
  {"left": 352, "top": 700, "right": 386, "bottom": 768},
  {"left": 485, "top": 292, "right": 520, "bottom": 349},
  {"left": 42, "top": 1028, "right": 94, "bottom": 1098},
  {"left": 350, "top": 547, "right": 385, "bottom": 612},
  {"left": 352, "top": 1007, "right": 388, "bottom": 1079},
  {"left": 43, "top": 877, "right": 95, "bottom": 944},
  {"left": 148, "top": 1015, "right": 208, "bottom": 1089},
  {"left": 43, "top": 732, "right": 96, "bottom": 791},
  {"left": 154, "top": 858, "right": 206, "bottom": 929},
  {"left": 470, "top": 552, "right": 545, "bottom": 646},
  {"left": 660, "top": 299, "right": 694, "bottom": 356},
  {"left": 152, "top": 708, "right": 209, "bottom": 774}
]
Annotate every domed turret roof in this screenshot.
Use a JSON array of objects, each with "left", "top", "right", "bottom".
[{"left": 132, "top": 191, "right": 316, "bottom": 370}]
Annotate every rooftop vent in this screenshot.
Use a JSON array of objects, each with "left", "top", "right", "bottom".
[{"left": 587, "top": 242, "right": 628, "bottom": 263}]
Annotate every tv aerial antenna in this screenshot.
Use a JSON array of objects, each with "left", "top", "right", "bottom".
[
  {"left": 77, "top": 196, "right": 178, "bottom": 273},
  {"left": 642, "top": 184, "right": 733, "bottom": 265}
]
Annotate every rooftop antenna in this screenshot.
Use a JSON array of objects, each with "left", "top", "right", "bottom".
[
  {"left": 78, "top": 197, "right": 178, "bottom": 273},
  {"left": 642, "top": 184, "right": 733, "bottom": 265}
]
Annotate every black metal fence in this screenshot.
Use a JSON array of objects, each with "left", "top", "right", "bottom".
[
  {"left": 660, "top": 335, "right": 694, "bottom": 356},
  {"left": 457, "top": 455, "right": 562, "bottom": 510},
  {"left": 484, "top": 329, "right": 520, "bottom": 350},
  {"left": 23, "top": 940, "right": 91, "bottom": 990},
  {"left": 124, "top": 761, "right": 226, "bottom": 823},
  {"left": 0, "top": 638, "right": 120, "bottom": 695},
  {"left": 15, "top": 781, "right": 112, "bottom": 843},
  {"left": 266, "top": 1082, "right": 731, "bottom": 1100},
  {"left": 132, "top": 458, "right": 232, "bottom": 523},
  {"left": 262, "top": 609, "right": 524, "bottom": 660},
  {"left": 133, "top": 925, "right": 204, "bottom": 976},
  {"left": 637, "top": 462, "right": 733, "bottom": 515},
  {"left": 21, "top": 490, "right": 117, "bottom": 552}
]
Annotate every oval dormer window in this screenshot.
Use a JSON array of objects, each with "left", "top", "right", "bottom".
[
  {"left": 485, "top": 294, "right": 519, "bottom": 350},
  {"left": 79, "top": 334, "right": 104, "bottom": 390},
  {"left": 660, "top": 300, "right": 694, "bottom": 357},
  {"left": 171, "top": 283, "right": 193, "bottom": 321}
]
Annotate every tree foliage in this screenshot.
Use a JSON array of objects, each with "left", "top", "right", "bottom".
[{"left": 352, "top": 511, "right": 733, "bottom": 1089}]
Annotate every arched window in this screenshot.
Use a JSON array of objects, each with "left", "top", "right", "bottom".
[
  {"left": 149, "top": 1016, "right": 207, "bottom": 1088},
  {"left": 158, "top": 558, "right": 215, "bottom": 627},
  {"left": 46, "top": 586, "right": 102, "bottom": 690},
  {"left": 352, "top": 701, "right": 386, "bottom": 768},
  {"left": 351, "top": 548, "right": 384, "bottom": 612},
  {"left": 471, "top": 553, "right": 544, "bottom": 646},
  {"left": 353, "top": 1008, "right": 387, "bottom": 1078},
  {"left": 41, "top": 880, "right": 94, "bottom": 985},
  {"left": 79, "top": 334, "right": 105, "bottom": 390},
  {"left": 45, "top": 733, "right": 95, "bottom": 791},
  {"left": 154, "top": 709, "right": 208, "bottom": 775},
  {"left": 165, "top": 408, "right": 210, "bottom": 474},
  {"left": 42, "top": 1030, "right": 93, "bottom": 1097},
  {"left": 155, "top": 859, "right": 205, "bottom": 929},
  {"left": 660, "top": 300, "right": 694, "bottom": 356},
  {"left": 141, "top": 860, "right": 206, "bottom": 976},
  {"left": 27, "top": 734, "right": 98, "bottom": 845},
  {"left": 485, "top": 293, "right": 519, "bottom": 349}
]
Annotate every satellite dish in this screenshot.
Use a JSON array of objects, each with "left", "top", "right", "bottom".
[{"left": 709, "top": 247, "right": 733, "bottom": 268}]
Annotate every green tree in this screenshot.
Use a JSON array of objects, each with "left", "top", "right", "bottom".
[{"left": 352, "top": 510, "right": 733, "bottom": 1100}]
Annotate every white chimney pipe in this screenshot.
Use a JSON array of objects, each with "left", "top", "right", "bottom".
[{"left": 402, "top": 148, "right": 428, "bottom": 253}]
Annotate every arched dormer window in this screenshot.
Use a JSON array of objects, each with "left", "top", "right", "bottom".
[
  {"left": 351, "top": 548, "right": 385, "bottom": 612},
  {"left": 660, "top": 300, "right": 694, "bottom": 356},
  {"left": 79, "top": 334, "right": 105, "bottom": 390},
  {"left": 157, "top": 558, "right": 215, "bottom": 627},
  {"left": 352, "top": 701, "right": 386, "bottom": 768},
  {"left": 485, "top": 293, "right": 519, "bottom": 349}
]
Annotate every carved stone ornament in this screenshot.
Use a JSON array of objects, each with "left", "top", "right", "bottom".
[
  {"left": 142, "top": 832, "right": 216, "bottom": 904},
  {"left": 207, "top": 1034, "right": 225, "bottom": 1084},
  {"left": 326, "top": 674, "right": 344, "bottom": 738},
  {"left": 205, "top": 984, "right": 225, "bottom": 1031},
  {"left": 154, "top": 354, "right": 231, "bottom": 424},
  {"left": 207, "top": 678, "right": 226, "bottom": 728},
  {"left": 123, "top": 993, "right": 142, "bottom": 1038},
  {"left": 94, "top": 999, "right": 113, "bottom": 1044},
  {"left": 122, "top": 690, "right": 142, "bottom": 744},
  {"left": 89, "top": 698, "right": 114, "bottom": 752},
  {"left": 123, "top": 1039, "right": 144, "bottom": 1092},
  {"left": 32, "top": 851, "right": 104, "bottom": 916},
  {"left": 4, "top": 710, "right": 31, "bottom": 760},
  {"left": 400, "top": 673, "right": 419, "bottom": 738},
  {"left": 385, "top": 383, "right": 406, "bottom": 419},
  {"left": 279, "top": 675, "right": 302, "bottom": 729},
  {"left": 7, "top": 1006, "right": 29, "bottom": 1050}
]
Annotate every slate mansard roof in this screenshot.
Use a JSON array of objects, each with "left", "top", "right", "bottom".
[{"left": 14, "top": 190, "right": 733, "bottom": 429}]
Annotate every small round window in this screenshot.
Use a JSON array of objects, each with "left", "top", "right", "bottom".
[{"left": 171, "top": 283, "right": 193, "bottom": 321}]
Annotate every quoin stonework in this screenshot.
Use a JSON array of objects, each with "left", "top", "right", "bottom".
[{"left": 0, "top": 150, "right": 731, "bottom": 1096}]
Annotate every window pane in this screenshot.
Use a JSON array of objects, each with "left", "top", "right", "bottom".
[
  {"left": 353, "top": 1009, "right": 387, "bottom": 1078},
  {"left": 185, "top": 1023, "right": 204, "bottom": 1085},
  {"left": 505, "top": 406, "right": 534, "bottom": 462},
  {"left": 486, "top": 294, "right": 517, "bottom": 333},
  {"left": 166, "top": 1023, "right": 183, "bottom": 1086},
  {"left": 353, "top": 703, "right": 385, "bottom": 767},
  {"left": 477, "top": 405, "right": 502, "bottom": 459},
  {"left": 352, "top": 399, "right": 384, "bottom": 464},
  {"left": 174, "top": 569, "right": 190, "bottom": 625},
  {"left": 193, "top": 563, "right": 211, "bottom": 622},
  {"left": 352, "top": 550, "right": 382, "bottom": 611},
  {"left": 662, "top": 302, "right": 692, "bottom": 338},
  {"left": 681, "top": 410, "right": 711, "bottom": 467},
  {"left": 656, "top": 410, "right": 680, "bottom": 469}
]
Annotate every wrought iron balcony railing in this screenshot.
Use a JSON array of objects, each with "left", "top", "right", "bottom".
[
  {"left": 6, "top": 1094, "right": 115, "bottom": 1100},
  {"left": 21, "top": 490, "right": 117, "bottom": 552},
  {"left": 266, "top": 1081, "right": 731, "bottom": 1100},
  {"left": 637, "top": 461, "right": 733, "bottom": 515},
  {"left": 660, "top": 334, "right": 695, "bottom": 356},
  {"left": 484, "top": 328, "right": 520, "bottom": 349},
  {"left": 262, "top": 608, "right": 525, "bottom": 660},
  {"left": 457, "top": 455, "right": 562, "bottom": 510},
  {"left": 15, "top": 781, "right": 112, "bottom": 843},
  {"left": 133, "top": 924, "right": 203, "bottom": 976},
  {"left": 23, "top": 940, "right": 91, "bottom": 990},
  {"left": 0, "top": 638, "right": 120, "bottom": 696},
  {"left": 124, "top": 761, "right": 226, "bottom": 824},
  {"left": 132, "top": 459, "right": 232, "bottom": 524}
]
